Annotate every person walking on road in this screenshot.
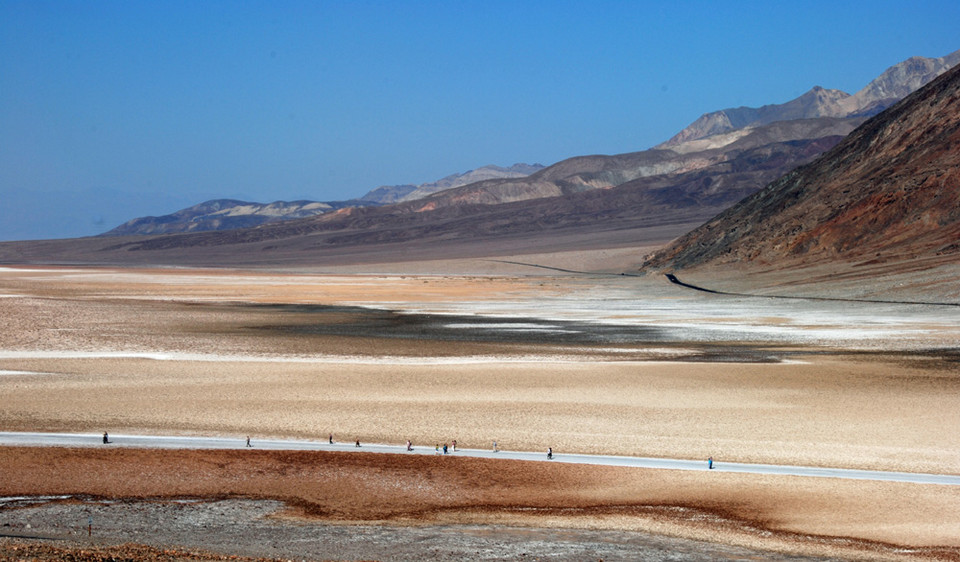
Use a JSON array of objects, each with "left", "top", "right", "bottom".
[
  {"left": 493, "top": 440, "right": 499, "bottom": 453},
  {"left": 708, "top": 456, "right": 714, "bottom": 470},
  {"left": 355, "top": 438, "right": 361, "bottom": 448},
  {"left": 547, "top": 447, "right": 553, "bottom": 460},
  {"left": 443, "top": 443, "right": 448, "bottom": 454},
  {"left": 246, "top": 436, "right": 251, "bottom": 447},
  {"left": 102, "top": 432, "right": 109, "bottom": 444},
  {"left": 406, "top": 440, "right": 413, "bottom": 451},
  {"left": 452, "top": 439, "right": 457, "bottom": 452},
  {"left": 329, "top": 433, "right": 333, "bottom": 445}
]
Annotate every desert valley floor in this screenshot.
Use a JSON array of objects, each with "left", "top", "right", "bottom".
[{"left": 1, "top": 263, "right": 959, "bottom": 561}]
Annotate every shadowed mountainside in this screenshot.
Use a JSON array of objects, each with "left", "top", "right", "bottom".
[{"left": 642, "top": 63, "right": 960, "bottom": 301}]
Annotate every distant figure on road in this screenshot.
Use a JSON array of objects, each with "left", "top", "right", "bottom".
[
  {"left": 547, "top": 447, "right": 553, "bottom": 460},
  {"left": 435, "top": 444, "right": 440, "bottom": 454},
  {"left": 329, "top": 433, "right": 333, "bottom": 445},
  {"left": 355, "top": 438, "right": 360, "bottom": 447},
  {"left": 493, "top": 440, "right": 498, "bottom": 453},
  {"left": 406, "top": 440, "right": 413, "bottom": 451},
  {"left": 443, "top": 443, "right": 448, "bottom": 454},
  {"left": 246, "top": 436, "right": 251, "bottom": 447},
  {"left": 708, "top": 456, "right": 714, "bottom": 470},
  {"left": 452, "top": 439, "right": 457, "bottom": 452},
  {"left": 102, "top": 432, "right": 109, "bottom": 444}
]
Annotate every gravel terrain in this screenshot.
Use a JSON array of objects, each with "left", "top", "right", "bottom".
[{"left": 1, "top": 497, "right": 842, "bottom": 561}]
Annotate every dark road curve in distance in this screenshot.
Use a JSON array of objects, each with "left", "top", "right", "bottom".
[{"left": 664, "top": 273, "right": 960, "bottom": 307}]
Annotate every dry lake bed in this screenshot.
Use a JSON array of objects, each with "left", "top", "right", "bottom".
[{"left": 1, "top": 265, "right": 958, "bottom": 561}]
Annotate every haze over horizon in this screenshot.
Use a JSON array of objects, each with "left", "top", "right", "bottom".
[{"left": 2, "top": 1, "right": 959, "bottom": 241}]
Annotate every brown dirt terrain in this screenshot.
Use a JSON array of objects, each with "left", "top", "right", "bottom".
[
  {"left": 0, "top": 541, "right": 280, "bottom": 562},
  {"left": 2, "top": 447, "right": 959, "bottom": 561}
]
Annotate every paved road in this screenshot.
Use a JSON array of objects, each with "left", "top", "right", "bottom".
[{"left": 3, "top": 431, "right": 958, "bottom": 486}]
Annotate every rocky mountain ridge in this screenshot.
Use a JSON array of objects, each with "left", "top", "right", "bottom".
[
  {"left": 658, "top": 48, "right": 960, "bottom": 149},
  {"left": 359, "top": 116, "right": 865, "bottom": 216},
  {"left": 396, "top": 163, "right": 545, "bottom": 202},
  {"left": 106, "top": 199, "right": 345, "bottom": 237},
  {"left": 103, "top": 163, "right": 544, "bottom": 236},
  {"left": 353, "top": 51, "right": 960, "bottom": 217},
  {"left": 642, "top": 62, "right": 960, "bottom": 300}
]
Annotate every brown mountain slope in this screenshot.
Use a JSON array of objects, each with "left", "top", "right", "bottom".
[{"left": 642, "top": 63, "right": 960, "bottom": 302}]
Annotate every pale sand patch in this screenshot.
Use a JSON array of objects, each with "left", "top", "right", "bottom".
[
  {"left": 0, "top": 265, "right": 562, "bottom": 304},
  {"left": 0, "top": 349, "right": 698, "bottom": 364},
  {"left": 1, "top": 356, "right": 957, "bottom": 475}
]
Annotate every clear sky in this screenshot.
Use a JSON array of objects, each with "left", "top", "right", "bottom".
[{"left": 1, "top": 1, "right": 958, "bottom": 240}]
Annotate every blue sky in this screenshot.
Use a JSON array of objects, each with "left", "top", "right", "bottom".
[{"left": 1, "top": 1, "right": 959, "bottom": 240}]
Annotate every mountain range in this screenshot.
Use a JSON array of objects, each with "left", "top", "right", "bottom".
[
  {"left": 105, "top": 163, "right": 545, "bottom": 236},
  {"left": 102, "top": 50, "right": 958, "bottom": 239},
  {"left": 2, "top": 48, "right": 958, "bottom": 303}
]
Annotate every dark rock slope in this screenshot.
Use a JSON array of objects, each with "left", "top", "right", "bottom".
[{"left": 643, "top": 63, "right": 960, "bottom": 274}]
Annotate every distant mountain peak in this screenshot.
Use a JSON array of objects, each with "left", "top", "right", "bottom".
[
  {"left": 103, "top": 199, "right": 338, "bottom": 237},
  {"left": 392, "top": 163, "right": 546, "bottom": 202},
  {"left": 659, "top": 48, "right": 960, "bottom": 150}
]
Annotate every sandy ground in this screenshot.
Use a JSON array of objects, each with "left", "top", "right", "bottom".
[
  {"left": 1, "top": 266, "right": 959, "bottom": 560},
  {"left": 2, "top": 357, "right": 959, "bottom": 474}
]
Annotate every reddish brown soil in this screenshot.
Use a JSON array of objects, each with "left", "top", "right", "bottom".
[
  {"left": 2, "top": 447, "right": 959, "bottom": 561},
  {"left": 0, "top": 541, "right": 284, "bottom": 562}
]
